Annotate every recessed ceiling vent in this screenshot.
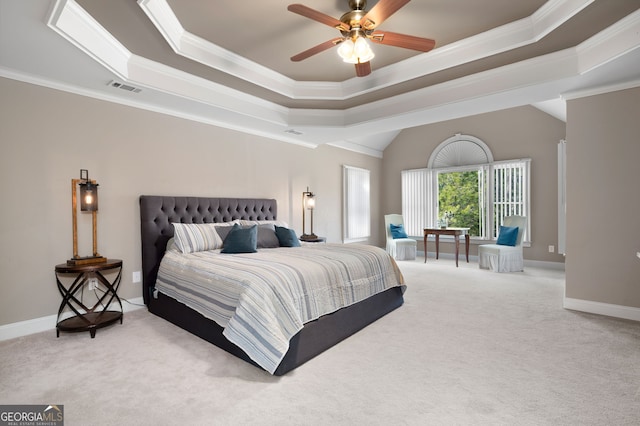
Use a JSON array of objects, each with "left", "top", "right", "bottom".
[
  {"left": 284, "top": 129, "right": 303, "bottom": 135},
  {"left": 108, "top": 80, "right": 141, "bottom": 93}
]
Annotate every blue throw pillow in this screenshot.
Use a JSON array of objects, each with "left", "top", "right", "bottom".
[
  {"left": 390, "top": 223, "right": 408, "bottom": 239},
  {"left": 275, "top": 226, "right": 301, "bottom": 247},
  {"left": 221, "top": 223, "right": 258, "bottom": 253},
  {"left": 496, "top": 226, "right": 519, "bottom": 246}
]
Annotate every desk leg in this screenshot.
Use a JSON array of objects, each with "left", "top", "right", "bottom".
[
  {"left": 435, "top": 234, "right": 440, "bottom": 259},
  {"left": 454, "top": 235, "right": 460, "bottom": 267},
  {"left": 465, "top": 234, "right": 470, "bottom": 263},
  {"left": 424, "top": 236, "right": 427, "bottom": 263}
]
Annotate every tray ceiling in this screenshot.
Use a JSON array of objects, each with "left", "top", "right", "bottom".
[{"left": 2, "top": 0, "right": 639, "bottom": 156}]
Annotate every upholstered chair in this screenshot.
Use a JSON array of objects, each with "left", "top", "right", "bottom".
[
  {"left": 384, "top": 214, "right": 417, "bottom": 261},
  {"left": 478, "top": 215, "right": 527, "bottom": 272}
]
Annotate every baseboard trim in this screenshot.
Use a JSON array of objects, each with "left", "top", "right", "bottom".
[
  {"left": 524, "top": 259, "right": 565, "bottom": 270},
  {"left": 0, "top": 297, "right": 146, "bottom": 341},
  {"left": 564, "top": 297, "right": 640, "bottom": 322}
]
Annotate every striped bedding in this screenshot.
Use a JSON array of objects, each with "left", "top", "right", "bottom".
[{"left": 155, "top": 243, "right": 405, "bottom": 374}]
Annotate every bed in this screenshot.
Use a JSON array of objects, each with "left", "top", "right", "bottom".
[{"left": 140, "top": 195, "right": 406, "bottom": 375}]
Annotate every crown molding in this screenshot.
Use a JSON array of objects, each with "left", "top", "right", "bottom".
[
  {"left": 327, "top": 140, "right": 386, "bottom": 159},
  {"left": 562, "top": 78, "right": 640, "bottom": 101},
  {"left": 532, "top": 0, "right": 593, "bottom": 38},
  {"left": 128, "top": 55, "right": 290, "bottom": 126},
  {"left": 138, "top": 0, "right": 595, "bottom": 101},
  {"left": 561, "top": 9, "right": 640, "bottom": 99},
  {"left": 341, "top": 49, "right": 578, "bottom": 127},
  {"left": 47, "top": 0, "right": 292, "bottom": 126},
  {"left": 574, "top": 8, "right": 640, "bottom": 74},
  {"left": 138, "top": 0, "right": 301, "bottom": 98},
  {"left": 48, "top": 0, "right": 131, "bottom": 79}
]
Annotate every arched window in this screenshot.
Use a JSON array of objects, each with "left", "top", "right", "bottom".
[
  {"left": 429, "top": 134, "right": 493, "bottom": 168},
  {"left": 402, "top": 134, "right": 530, "bottom": 242}
]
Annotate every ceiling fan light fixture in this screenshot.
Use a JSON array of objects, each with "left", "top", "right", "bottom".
[
  {"left": 337, "top": 38, "right": 354, "bottom": 59},
  {"left": 338, "top": 36, "right": 374, "bottom": 64},
  {"left": 289, "top": 0, "right": 434, "bottom": 77}
]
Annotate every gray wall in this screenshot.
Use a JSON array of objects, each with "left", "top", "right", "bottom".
[
  {"left": 3, "top": 75, "right": 638, "bottom": 327},
  {"left": 565, "top": 87, "right": 640, "bottom": 308},
  {"left": 0, "top": 78, "right": 382, "bottom": 325},
  {"left": 382, "top": 106, "right": 567, "bottom": 262}
]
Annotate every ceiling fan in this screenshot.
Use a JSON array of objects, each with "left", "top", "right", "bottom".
[{"left": 288, "top": 0, "right": 435, "bottom": 77}]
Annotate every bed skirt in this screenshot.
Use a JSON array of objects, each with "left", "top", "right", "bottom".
[{"left": 149, "top": 286, "right": 404, "bottom": 375}]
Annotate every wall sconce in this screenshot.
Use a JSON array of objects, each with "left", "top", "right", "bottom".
[
  {"left": 68, "top": 169, "right": 106, "bottom": 265},
  {"left": 300, "top": 187, "right": 318, "bottom": 241}
]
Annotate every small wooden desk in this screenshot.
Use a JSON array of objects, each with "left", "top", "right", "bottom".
[{"left": 423, "top": 228, "right": 470, "bottom": 267}]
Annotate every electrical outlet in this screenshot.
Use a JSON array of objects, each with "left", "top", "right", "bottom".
[
  {"left": 548, "top": 245, "right": 555, "bottom": 253},
  {"left": 88, "top": 278, "right": 98, "bottom": 290},
  {"left": 132, "top": 271, "right": 141, "bottom": 283}
]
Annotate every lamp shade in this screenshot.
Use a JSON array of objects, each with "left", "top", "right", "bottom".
[
  {"left": 79, "top": 181, "right": 99, "bottom": 212},
  {"left": 304, "top": 193, "right": 315, "bottom": 210}
]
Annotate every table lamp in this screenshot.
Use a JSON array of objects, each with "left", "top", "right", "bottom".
[
  {"left": 68, "top": 169, "right": 106, "bottom": 265},
  {"left": 300, "top": 187, "right": 318, "bottom": 241}
]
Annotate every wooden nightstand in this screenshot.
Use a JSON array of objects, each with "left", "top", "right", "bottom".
[{"left": 54, "top": 259, "right": 123, "bottom": 338}]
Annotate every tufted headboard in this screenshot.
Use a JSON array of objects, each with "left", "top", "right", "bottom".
[{"left": 139, "top": 196, "right": 278, "bottom": 305}]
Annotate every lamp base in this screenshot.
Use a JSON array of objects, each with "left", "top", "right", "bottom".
[
  {"left": 300, "top": 233, "right": 319, "bottom": 242},
  {"left": 67, "top": 256, "right": 107, "bottom": 266}
]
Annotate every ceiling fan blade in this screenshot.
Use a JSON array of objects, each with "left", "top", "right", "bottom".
[
  {"left": 288, "top": 4, "right": 350, "bottom": 32},
  {"left": 359, "top": 0, "right": 410, "bottom": 31},
  {"left": 291, "top": 38, "right": 344, "bottom": 62},
  {"left": 370, "top": 31, "right": 435, "bottom": 52},
  {"left": 354, "top": 61, "right": 372, "bottom": 77}
]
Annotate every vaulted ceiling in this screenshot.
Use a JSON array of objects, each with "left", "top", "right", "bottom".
[{"left": 2, "top": 0, "right": 639, "bottom": 157}]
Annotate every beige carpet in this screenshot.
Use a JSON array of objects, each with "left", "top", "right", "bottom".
[{"left": 1, "top": 258, "right": 639, "bottom": 425}]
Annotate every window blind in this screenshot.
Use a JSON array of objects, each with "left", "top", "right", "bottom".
[
  {"left": 558, "top": 140, "right": 566, "bottom": 255},
  {"left": 343, "top": 165, "right": 370, "bottom": 242},
  {"left": 401, "top": 159, "right": 530, "bottom": 242},
  {"left": 492, "top": 160, "right": 529, "bottom": 238},
  {"left": 401, "top": 168, "right": 433, "bottom": 236}
]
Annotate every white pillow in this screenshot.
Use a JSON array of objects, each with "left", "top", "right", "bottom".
[
  {"left": 213, "top": 221, "right": 238, "bottom": 228},
  {"left": 172, "top": 223, "right": 223, "bottom": 254},
  {"left": 239, "top": 219, "right": 289, "bottom": 228}
]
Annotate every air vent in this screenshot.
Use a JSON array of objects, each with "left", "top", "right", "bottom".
[
  {"left": 108, "top": 80, "right": 141, "bottom": 93},
  {"left": 284, "top": 129, "right": 303, "bottom": 135}
]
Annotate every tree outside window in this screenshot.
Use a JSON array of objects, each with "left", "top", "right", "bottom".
[{"left": 438, "top": 170, "right": 481, "bottom": 236}]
